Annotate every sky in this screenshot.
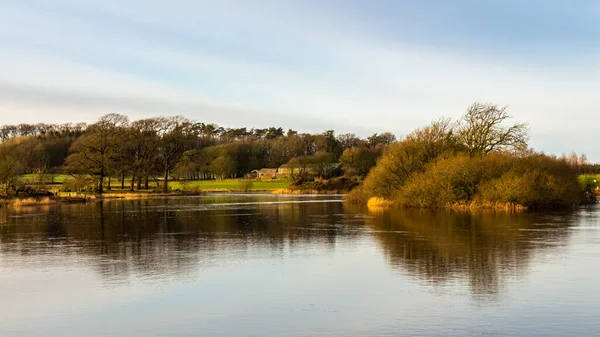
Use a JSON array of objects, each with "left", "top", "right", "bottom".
[{"left": 0, "top": 0, "right": 598, "bottom": 159}]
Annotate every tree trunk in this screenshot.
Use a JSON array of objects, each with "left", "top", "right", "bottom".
[
  {"left": 121, "top": 170, "right": 125, "bottom": 189},
  {"left": 163, "top": 169, "right": 169, "bottom": 193},
  {"left": 107, "top": 176, "right": 111, "bottom": 191},
  {"left": 137, "top": 176, "right": 142, "bottom": 190},
  {"left": 98, "top": 169, "right": 104, "bottom": 194},
  {"left": 130, "top": 174, "right": 136, "bottom": 191},
  {"left": 144, "top": 175, "right": 149, "bottom": 190}
]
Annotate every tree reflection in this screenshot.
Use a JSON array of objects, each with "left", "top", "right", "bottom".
[
  {"left": 0, "top": 197, "right": 577, "bottom": 299},
  {"left": 0, "top": 196, "right": 356, "bottom": 285},
  {"left": 353, "top": 205, "right": 575, "bottom": 300}
]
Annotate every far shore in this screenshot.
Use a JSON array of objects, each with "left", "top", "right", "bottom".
[
  {"left": 2, "top": 174, "right": 597, "bottom": 210},
  {"left": 0, "top": 188, "right": 347, "bottom": 209}
]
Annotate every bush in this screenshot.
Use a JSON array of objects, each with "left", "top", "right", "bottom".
[
  {"left": 360, "top": 140, "right": 430, "bottom": 200},
  {"left": 61, "top": 175, "right": 95, "bottom": 193},
  {"left": 349, "top": 147, "right": 582, "bottom": 210},
  {"left": 479, "top": 154, "right": 580, "bottom": 208},
  {"left": 292, "top": 176, "right": 359, "bottom": 192},
  {"left": 395, "top": 153, "right": 512, "bottom": 208},
  {"left": 356, "top": 120, "right": 461, "bottom": 202},
  {"left": 343, "top": 185, "right": 368, "bottom": 204}
]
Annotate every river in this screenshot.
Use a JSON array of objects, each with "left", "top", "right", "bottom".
[{"left": 0, "top": 194, "right": 599, "bottom": 336}]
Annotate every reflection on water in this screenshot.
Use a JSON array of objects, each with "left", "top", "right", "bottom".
[
  {"left": 0, "top": 195, "right": 363, "bottom": 287},
  {"left": 0, "top": 195, "right": 598, "bottom": 337},
  {"left": 356, "top": 207, "right": 574, "bottom": 301}
]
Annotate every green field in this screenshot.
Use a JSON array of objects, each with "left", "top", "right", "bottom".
[
  {"left": 579, "top": 174, "right": 600, "bottom": 188},
  {"left": 19, "top": 174, "right": 291, "bottom": 192},
  {"left": 169, "top": 179, "right": 291, "bottom": 191},
  {"left": 20, "top": 174, "right": 71, "bottom": 184}
]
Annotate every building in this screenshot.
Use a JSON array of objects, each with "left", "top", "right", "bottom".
[
  {"left": 257, "top": 168, "right": 278, "bottom": 179},
  {"left": 244, "top": 170, "right": 259, "bottom": 179},
  {"left": 277, "top": 163, "right": 341, "bottom": 178}
]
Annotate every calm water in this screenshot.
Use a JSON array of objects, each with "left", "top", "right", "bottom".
[{"left": 1, "top": 194, "right": 599, "bottom": 337}]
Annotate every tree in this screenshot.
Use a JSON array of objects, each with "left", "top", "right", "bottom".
[
  {"left": 64, "top": 114, "right": 128, "bottom": 193},
  {"left": 174, "top": 150, "right": 199, "bottom": 180},
  {"left": 210, "top": 155, "right": 236, "bottom": 179},
  {"left": 367, "top": 132, "right": 396, "bottom": 148},
  {"left": 457, "top": 102, "right": 529, "bottom": 157},
  {"left": 314, "top": 130, "right": 341, "bottom": 157},
  {"left": 340, "top": 146, "right": 380, "bottom": 177},
  {"left": 406, "top": 118, "right": 459, "bottom": 160},
  {"left": 128, "top": 118, "right": 161, "bottom": 190},
  {"left": 312, "top": 151, "right": 337, "bottom": 178},
  {"left": 0, "top": 141, "right": 19, "bottom": 194},
  {"left": 265, "top": 127, "right": 284, "bottom": 139},
  {"left": 286, "top": 156, "right": 311, "bottom": 182},
  {"left": 157, "top": 116, "right": 193, "bottom": 193},
  {"left": 336, "top": 133, "right": 363, "bottom": 150}
]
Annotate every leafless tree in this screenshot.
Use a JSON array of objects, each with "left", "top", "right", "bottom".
[
  {"left": 156, "top": 116, "right": 194, "bottom": 192},
  {"left": 456, "top": 103, "right": 529, "bottom": 156},
  {"left": 64, "top": 114, "right": 128, "bottom": 193}
]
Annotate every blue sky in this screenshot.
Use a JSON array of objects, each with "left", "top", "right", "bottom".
[{"left": 0, "top": 0, "right": 598, "bottom": 159}]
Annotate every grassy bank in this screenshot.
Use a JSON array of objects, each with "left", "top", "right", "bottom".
[
  {"left": 0, "top": 195, "right": 93, "bottom": 208},
  {"left": 17, "top": 175, "right": 292, "bottom": 192},
  {"left": 0, "top": 177, "right": 295, "bottom": 207},
  {"left": 169, "top": 179, "right": 292, "bottom": 192}
]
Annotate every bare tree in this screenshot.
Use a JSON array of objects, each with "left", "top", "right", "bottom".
[
  {"left": 336, "top": 133, "right": 363, "bottom": 150},
  {"left": 407, "top": 118, "right": 458, "bottom": 160},
  {"left": 367, "top": 132, "right": 396, "bottom": 148},
  {"left": 0, "top": 142, "right": 19, "bottom": 193},
  {"left": 456, "top": 103, "right": 529, "bottom": 156},
  {"left": 286, "top": 156, "right": 310, "bottom": 182},
  {"left": 128, "top": 118, "right": 161, "bottom": 190},
  {"left": 64, "top": 114, "right": 128, "bottom": 193},
  {"left": 157, "top": 116, "right": 193, "bottom": 193}
]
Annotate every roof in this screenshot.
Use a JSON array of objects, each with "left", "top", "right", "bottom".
[
  {"left": 258, "top": 168, "right": 278, "bottom": 173},
  {"left": 279, "top": 163, "right": 341, "bottom": 169}
]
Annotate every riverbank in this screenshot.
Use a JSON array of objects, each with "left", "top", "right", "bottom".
[
  {"left": 0, "top": 195, "right": 93, "bottom": 208},
  {"left": 0, "top": 179, "right": 345, "bottom": 208},
  {"left": 6, "top": 173, "right": 597, "bottom": 210}
]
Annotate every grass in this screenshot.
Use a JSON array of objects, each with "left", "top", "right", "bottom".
[
  {"left": 170, "top": 179, "right": 292, "bottom": 192},
  {"left": 578, "top": 174, "right": 600, "bottom": 185},
  {"left": 1, "top": 195, "right": 91, "bottom": 208},
  {"left": 20, "top": 174, "right": 71, "bottom": 184},
  {"left": 18, "top": 174, "right": 291, "bottom": 192},
  {"left": 10, "top": 197, "right": 54, "bottom": 208},
  {"left": 579, "top": 174, "right": 600, "bottom": 195}
]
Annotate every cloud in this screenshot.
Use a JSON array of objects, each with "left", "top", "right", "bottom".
[{"left": 0, "top": 1, "right": 598, "bottom": 158}]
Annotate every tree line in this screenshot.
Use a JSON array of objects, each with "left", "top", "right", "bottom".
[
  {"left": 0, "top": 114, "right": 396, "bottom": 194},
  {"left": 0, "top": 102, "right": 595, "bottom": 201}
]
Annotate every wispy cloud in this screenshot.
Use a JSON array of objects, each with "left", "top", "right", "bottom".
[{"left": 0, "top": 1, "right": 598, "bottom": 158}]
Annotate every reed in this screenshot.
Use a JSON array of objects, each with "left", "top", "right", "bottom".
[
  {"left": 367, "top": 197, "right": 393, "bottom": 208},
  {"left": 11, "top": 197, "right": 55, "bottom": 208}
]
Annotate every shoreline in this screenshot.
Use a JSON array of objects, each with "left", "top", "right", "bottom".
[
  {"left": 359, "top": 196, "right": 598, "bottom": 213},
  {"left": 0, "top": 189, "right": 348, "bottom": 208},
  {"left": 2, "top": 186, "right": 596, "bottom": 210}
]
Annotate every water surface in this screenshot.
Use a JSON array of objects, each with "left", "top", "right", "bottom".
[{"left": 1, "top": 194, "right": 599, "bottom": 336}]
